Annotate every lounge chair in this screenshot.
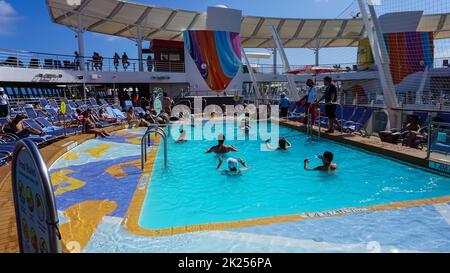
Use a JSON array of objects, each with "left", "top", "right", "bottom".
[
  {"left": 413, "top": 111, "right": 428, "bottom": 126},
  {"left": 437, "top": 113, "right": 450, "bottom": 123},
  {"left": 342, "top": 108, "right": 374, "bottom": 136}
]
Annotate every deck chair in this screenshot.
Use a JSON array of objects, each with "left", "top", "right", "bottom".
[
  {"left": 23, "top": 119, "right": 62, "bottom": 140},
  {"left": 23, "top": 107, "right": 38, "bottom": 119},
  {"left": 343, "top": 108, "right": 374, "bottom": 136},
  {"left": 99, "top": 99, "right": 109, "bottom": 106},
  {"left": 437, "top": 113, "right": 450, "bottom": 123},
  {"left": 89, "top": 98, "right": 99, "bottom": 107},
  {"left": 413, "top": 111, "right": 428, "bottom": 126},
  {"left": 48, "top": 99, "right": 60, "bottom": 110}
]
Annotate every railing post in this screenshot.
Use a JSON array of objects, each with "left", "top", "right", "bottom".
[{"left": 426, "top": 115, "right": 432, "bottom": 160}]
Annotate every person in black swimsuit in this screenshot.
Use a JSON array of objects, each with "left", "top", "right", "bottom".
[{"left": 315, "top": 76, "right": 338, "bottom": 133}]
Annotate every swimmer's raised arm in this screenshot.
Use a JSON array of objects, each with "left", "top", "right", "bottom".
[
  {"left": 286, "top": 140, "right": 292, "bottom": 149},
  {"left": 303, "top": 159, "right": 315, "bottom": 171},
  {"left": 238, "top": 158, "right": 250, "bottom": 172},
  {"left": 265, "top": 139, "right": 277, "bottom": 151}
]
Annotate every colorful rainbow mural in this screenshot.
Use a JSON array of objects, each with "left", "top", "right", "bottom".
[
  {"left": 184, "top": 30, "right": 242, "bottom": 91},
  {"left": 384, "top": 32, "right": 434, "bottom": 85},
  {"left": 357, "top": 32, "right": 434, "bottom": 85}
]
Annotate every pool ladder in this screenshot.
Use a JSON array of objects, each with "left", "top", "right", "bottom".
[
  {"left": 141, "top": 125, "right": 168, "bottom": 170},
  {"left": 306, "top": 104, "right": 321, "bottom": 142}
]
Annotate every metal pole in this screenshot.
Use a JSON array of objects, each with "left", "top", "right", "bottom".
[
  {"left": 426, "top": 115, "right": 432, "bottom": 159},
  {"left": 273, "top": 47, "right": 277, "bottom": 74},
  {"left": 315, "top": 38, "right": 320, "bottom": 66},
  {"left": 357, "top": 0, "right": 399, "bottom": 129},
  {"left": 137, "top": 26, "right": 144, "bottom": 72},
  {"left": 77, "top": 14, "right": 85, "bottom": 71}
]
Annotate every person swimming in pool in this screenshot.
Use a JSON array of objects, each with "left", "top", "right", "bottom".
[
  {"left": 175, "top": 128, "right": 187, "bottom": 143},
  {"left": 304, "top": 151, "right": 338, "bottom": 172},
  {"left": 218, "top": 157, "right": 249, "bottom": 175},
  {"left": 206, "top": 134, "right": 238, "bottom": 169},
  {"left": 206, "top": 134, "right": 238, "bottom": 154},
  {"left": 265, "top": 137, "right": 292, "bottom": 151}
]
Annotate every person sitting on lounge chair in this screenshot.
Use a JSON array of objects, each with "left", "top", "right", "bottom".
[
  {"left": 81, "top": 110, "right": 111, "bottom": 138},
  {"left": 2, "top": 115, "right": 46, "bottom": 138},
  {"left": 379, "top": 115, "right": 420, "bottom": 144},
  {"left": 99, "top": 108, "right": 118, "bottom": 123},
  {"left": 127, "top": 107, "right": 149, "bottom": 127}
]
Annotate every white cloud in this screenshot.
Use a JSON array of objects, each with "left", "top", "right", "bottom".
[{"left": 0, "top": 0, "right": 20, "bottom": 36}]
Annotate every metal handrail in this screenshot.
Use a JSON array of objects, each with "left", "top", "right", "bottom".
[
  {"left": 0, "top": 48, "right": 185, "bottom": 73},
  {"left": 141, "top": 125, "right": 168, "bottom": 170}
]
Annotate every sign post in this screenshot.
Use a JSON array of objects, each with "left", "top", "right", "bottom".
[
  {"left": 60, "top": 101, "right": 67, "bottom": 136},
  {"left": 11, "top": 139, "right": 62, "bottom": 253}
]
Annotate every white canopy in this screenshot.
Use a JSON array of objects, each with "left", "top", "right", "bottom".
[{"left": 46, "top": 0, "right": 450, "bottom": 48}]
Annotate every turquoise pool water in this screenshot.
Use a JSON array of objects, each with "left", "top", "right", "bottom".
[{"left": 139, "top": 121, "right": 450, "bottom": 230}]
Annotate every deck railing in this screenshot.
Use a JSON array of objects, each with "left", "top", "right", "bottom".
[{"left": 0, "top": 48, "right": 185, "bottom": 73}]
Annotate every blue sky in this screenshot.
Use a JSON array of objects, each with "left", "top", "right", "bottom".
[{"left": 0, "top": 0, "right": 448, "bottom": 65}]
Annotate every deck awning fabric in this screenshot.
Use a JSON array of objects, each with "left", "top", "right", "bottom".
[{"left": 46, "top": 0, "right": 450, "bottom": 48}]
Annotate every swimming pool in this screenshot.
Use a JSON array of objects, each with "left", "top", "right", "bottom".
[{"left": 138, "top": 121, "right": 450, "bottom": 230}]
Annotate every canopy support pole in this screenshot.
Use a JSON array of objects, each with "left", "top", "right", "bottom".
[
  {"left": 358, "top": 0, "right": 400, "bottom": 129},
  {"left": 314, "top": 38, "right": 320, "bottom": 66},
  {"left": 242, "top": 49, "right": 261, "bottom": 106},
  {"left": 271, "top": 26, "right": 299, "bottom": 101},
  {"left": 137, "top": 26, "right": 144, "bottom": 72},
  {"left": 76, "top": 14, "right": 85, "bottom": 71},
  {"left": 273, "top": 47, "right": 277, "bottom": 74}
]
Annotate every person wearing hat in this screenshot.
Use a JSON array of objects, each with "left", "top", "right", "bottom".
[
  {"left": 0, "top": 87, "right": 9, "bottom": 117},
  {"left": 303, "top": 151, "right": 338, "bottom": 172},
  {"left": 279, "top": 92, "right": 290, "bottom": 118},
  {"left": 218, "top": 158, "right": 249, "bottom": 176},
  {"left": 297, "top": 79, "right": 318, "bottom": 125}
]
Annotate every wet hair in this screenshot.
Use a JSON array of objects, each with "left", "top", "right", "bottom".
[
  {"left": 217, "top": 133, "right": 225, "bottom": 145},
  {"left": 13, "top": 114, "right": 26, "bottom": 123},
  {"left": 323, "top": 151, "right": 334, "bottom": 162},
  {"left": 229, "top": 167, "right": 237, "bottom": 172},
  {"left": 324, "top": 76, "right": 332, "bottom": 83},
  {"left": 279, "top": 137, "right": 287, "bottom": 150}
]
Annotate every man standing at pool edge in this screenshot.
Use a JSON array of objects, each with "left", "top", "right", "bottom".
[{"left": 316, "top": 76, "right": 338, "bottom": 133}]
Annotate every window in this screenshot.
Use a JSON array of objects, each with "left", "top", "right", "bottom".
[
  {"left": 32, "top": 88, "right": 39, "bottom": 97},
  {"left": 169, "top": 53, "right": 180, "bottom": 61},
  {"left": 13, "top": 87, "right": 23, "bottom": 98},
  {"left": 160, "top": 53, "right": 169, "bottom": 61},
  {"left": 5, "top": 87, "right": 14, "bottom": 96}
]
